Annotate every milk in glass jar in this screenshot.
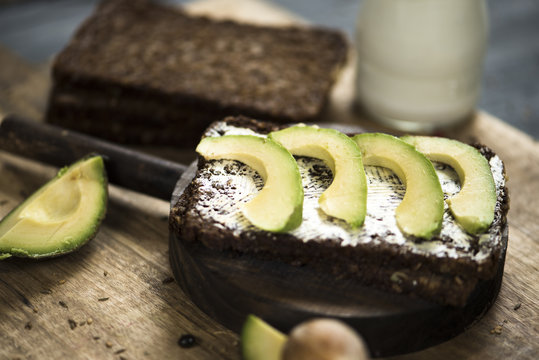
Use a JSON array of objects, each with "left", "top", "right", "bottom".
[{"left": 355, "top": 0, "right": 488, "bottom": 132}]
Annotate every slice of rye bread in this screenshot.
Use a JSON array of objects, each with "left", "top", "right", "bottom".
[
  {"left": 169, "top": 116, "right": 510, "bottom": 307},
  {"left": 46, "top": 0, "right": 348, "bottom": 147}
]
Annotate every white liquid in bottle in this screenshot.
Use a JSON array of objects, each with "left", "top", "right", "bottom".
[{"left": 355, "top": 0, "right": 488, "bottom": 131}]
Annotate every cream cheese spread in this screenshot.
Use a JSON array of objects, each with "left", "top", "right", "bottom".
[{"left": 194, "top": 122, "right": 506, "bottom": 263}]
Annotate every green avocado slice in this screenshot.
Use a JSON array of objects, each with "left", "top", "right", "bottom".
[
  {"left": 0, "top": 155, "right": 108, "bottom": 259},
  {"left": 269, "top": 125, "right": 367, "bottom": 228},
  {"left": 353, "top": 133, "right": 444, "bottom": 239},
  {"left": 401, "top": 135, "right": 496, "bottom": 234},
  {"left": 196, "top": 135, "right": 303, "bottom": 232},
  {"left": 241, "top": 314, "right": 287, "bottom": 360}
]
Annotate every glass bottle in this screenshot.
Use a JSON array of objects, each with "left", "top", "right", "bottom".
[{"left": 355, "top": 0, "right": 488, "bottom": 132}]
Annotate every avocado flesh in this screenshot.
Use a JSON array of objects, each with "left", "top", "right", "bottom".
[
  {"left": 353, "top": 133, "right": 444, "bottom": 239},
  {"left": 196, "top": 135, "right": 303, "bottom": 232},
  {"left": 241, "top": 314, "right": 287, "bottom": 360},
  {"left": 0, "top": 156, "right": 108, "bottom": 259},
  {"left": 401, "top": 136, "right": 496, "bottom": 234},
  {"left": 269, "top": 125, "right": 367, "bottom": 228}
]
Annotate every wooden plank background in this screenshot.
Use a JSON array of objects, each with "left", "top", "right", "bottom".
[{"left": 1, "top": 0, "right": 538, "bottom": 359}]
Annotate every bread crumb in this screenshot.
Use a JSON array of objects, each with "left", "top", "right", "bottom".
[{"left": 490, "top": 325, "right": 502, "bottom": 335}]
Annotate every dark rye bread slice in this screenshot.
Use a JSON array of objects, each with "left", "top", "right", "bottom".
[
  {"left": 46, "top": 0, "right": 348, "bottom": 146},
  {"left": 169, "top": 116, "right": 509, "bottom": 306}
]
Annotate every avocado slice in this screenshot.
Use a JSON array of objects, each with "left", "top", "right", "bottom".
[
  {"left": 353, "top": 133, "right": 444, "bottom": 239},
  {"left": 241, "top": 314, "right": 287, "bottom": 360},
  {"left": 401, "top": 136, "right": 496, "bottom": 234},
  {"left": 0, "top": 155, "right": 108, "bottom": 259},
  {"left": 269, "top": 125, "right": 367, "bottom": 228},
  {"left": 196, "top": 135, "right": 303, "bottom": 232}
]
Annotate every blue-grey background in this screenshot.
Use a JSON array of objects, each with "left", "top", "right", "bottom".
[{"left": 1, "top": 0, "right": 537, "bottom": 139}]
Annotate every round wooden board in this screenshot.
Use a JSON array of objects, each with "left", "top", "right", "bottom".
[{"left": 169, "top": 154, "right": 507, "bottom": 359}]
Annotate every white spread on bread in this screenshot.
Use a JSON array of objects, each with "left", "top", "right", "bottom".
[{"left": 195, "top": 122, "right": 506, "bottom": 263}]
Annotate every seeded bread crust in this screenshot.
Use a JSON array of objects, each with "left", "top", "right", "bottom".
[
  {"left": 170, "top": 116, "right": 509, "bottom": 306},
  {"left": 46, "top": 0, "right": 348, "bottom": 146}
]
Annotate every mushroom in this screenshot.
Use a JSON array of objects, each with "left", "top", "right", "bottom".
[{"left": 281, "top": 318, "right": 370, "bottom": 360}]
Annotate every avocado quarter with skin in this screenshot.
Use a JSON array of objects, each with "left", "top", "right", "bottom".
[
  {"left": 353, "top": 133, "right": 444, "bottom": 239},
  {"left": 196, "top": 135, "right": 304, "bottom": 233},
  {"left": 0, "top": 155, "right": 108, "bottom": 259}
]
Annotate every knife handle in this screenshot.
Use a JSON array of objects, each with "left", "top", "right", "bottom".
[{"left": 0, "top": 115, "right": 186, "bottom": 201}]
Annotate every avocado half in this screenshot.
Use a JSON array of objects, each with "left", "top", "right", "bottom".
[{"left": 0, "top": 155, "right": 108, "bottom": 259}]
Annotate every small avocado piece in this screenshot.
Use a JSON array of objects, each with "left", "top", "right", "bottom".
[
  {"left": 269, "top": 125, "right": 367, "bottom": 228},
  {"left": 241, "top": 314, "right": 287, "bottom": 360},
  {"left": 0, "top": 155, "right": 108, "bottom": 259},
  {"left": 196, "top": 135, "right": 303, "bottom": 232},
  {"left": 353, "top": 133, "right": 444, "bottom": 239},
  {"left": 401, "top": 136, "right": 496, "bottom": 234}
]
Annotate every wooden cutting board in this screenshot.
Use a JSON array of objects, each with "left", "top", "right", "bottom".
[
  {"left": 168, "top": 161, "right": 508, "bottom": 358},
  {"left": 0, "top": 0, "right": 538, "bottom": 359}
]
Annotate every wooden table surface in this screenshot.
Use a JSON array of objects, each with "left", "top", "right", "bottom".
[{"left": 0, "top": 1, "right": 538, "bottom": 359}]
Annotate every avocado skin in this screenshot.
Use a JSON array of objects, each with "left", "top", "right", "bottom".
[{"left": 0, "top": 155, "right": 108, "bottom": 259}]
